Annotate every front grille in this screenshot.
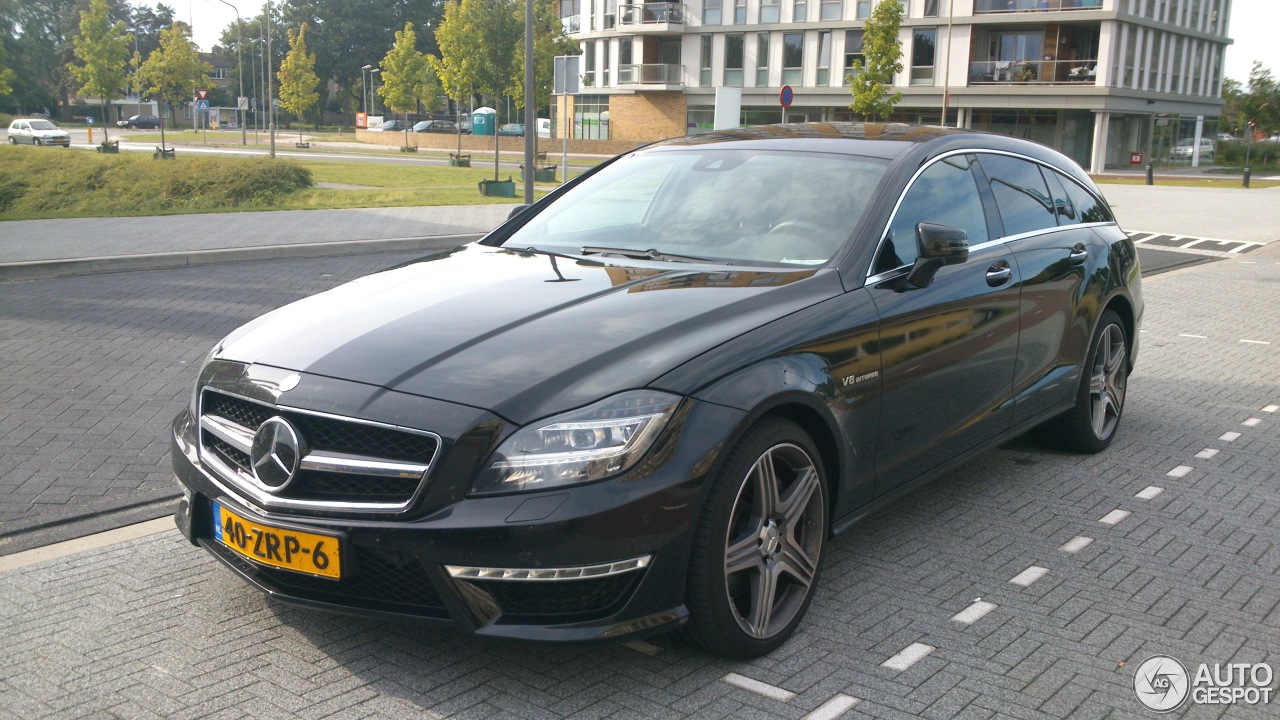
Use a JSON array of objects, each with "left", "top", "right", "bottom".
[
  {"left": 468, "top": 572, "right": 643, "bottom": 620},
  {"left": 199, "top": 389, "right": 439, "bottom": 510},
  {"left": 209, "top": 539, "right": 448, "bottom": 618}
]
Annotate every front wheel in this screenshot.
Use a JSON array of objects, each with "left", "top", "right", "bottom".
[
  {"left": 1038, "top": 309, "right": 1129, "bottom": 453},
  {"left": 684, "top": 417, "right": 827, "bottom": 658},
  {"left": 33, "top": 138, "right": 41, "bottom": 146}
]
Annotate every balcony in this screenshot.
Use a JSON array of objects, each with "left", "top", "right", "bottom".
[
  {"left": 616, "top": 3, "right": 686, "bottom": 34},
  {"left": 617, "top": 63, "right": 684, "bottom": 88},
  {"left": 975, "top": 0, "right": 1102, "bottom": 12},
  {"left": 968, "top": 59, "right": 1098, "bottom": 84}
]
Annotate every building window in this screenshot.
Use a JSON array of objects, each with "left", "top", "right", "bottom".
[
  {"left": 760, "top": 0, "right": 780, "bottom": 22},
  {"left": 725, "top": 33, "right": 744, "bottom": 85},
  {"left": 620, "top": 38, "right": 632, "bottom": 67},
  {"left": 816, "top": 31, "right": 831, "bottom": 85},
  {"left": 584, "top": 42, "right": 596, "bottom": 87},
  {"left": 757, "top": 32, "right": 770, "bottom": 85},
  {"left": 734, "top": 0, "right": 747, "bottom": 23},
  {"left": 820, "top": 0, "right": 841, "bottom": 20},
  {"left": 856, "top": 0, "right": 871, "bottom": 19},
  {"left": 924, "top": 0, "right": 939, "bottom": 17},
  {"left": 704, "top": 0, "right": 722, "bottom": 24},
  {"left": 701, "top": 35, "right": 713, "bottom": 85},
  {"left": 573, "top": 94, "right": 610, "bottom": 140},
  {"left": 844, "top": 29, "right": 865, "bottom": 85},
  {"left": 782, "top": 32, "right": 803, "bottom": 85},
  {"left": 911, "top": 28, "right": 936, "bottom": 84},
  {"left": 794, "top": 0, "right": 807, "bottom": 22}
]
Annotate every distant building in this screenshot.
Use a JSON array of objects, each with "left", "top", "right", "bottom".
[{"left": 560, "top": 0, "right": 1232, "bottom": 170}]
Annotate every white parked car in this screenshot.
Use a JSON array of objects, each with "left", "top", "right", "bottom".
[
  {"left": 1168, "top": 137, "right": 1215, "bottom": 162},
  {"left": 7, "top": 118, "right": 72, "bottom": 147}
]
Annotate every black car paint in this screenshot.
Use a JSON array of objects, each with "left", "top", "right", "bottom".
[{"left": 172, "top": 124, "right": 1142, "bottom": 643}]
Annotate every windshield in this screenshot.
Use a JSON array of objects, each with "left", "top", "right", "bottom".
[
  {"left": 29, "top": 120, "right": 58, "bottom": 131},
  {"left": 503, "top": 148, "right": 888, "bottom": 267}
]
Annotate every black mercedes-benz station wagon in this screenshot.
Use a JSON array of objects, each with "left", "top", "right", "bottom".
[{"left": 172, "top": 123, "right": 1142, "bottom": 658}]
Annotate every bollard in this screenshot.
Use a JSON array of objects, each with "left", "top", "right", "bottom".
[
  {"left": 1145, "top": 164, "right": 1154, "bottom": 186},
  {"left": 1243, "top": 165, "right": 1252, "bottom": 189}
]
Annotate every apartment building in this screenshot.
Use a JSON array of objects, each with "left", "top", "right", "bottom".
[{"left": 560, "top": 0, "right": 1232, "bottom": 171}]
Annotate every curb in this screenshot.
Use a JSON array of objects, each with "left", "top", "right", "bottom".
[{"left": 0, "top": 233, "right": 483, "bottom": 282}]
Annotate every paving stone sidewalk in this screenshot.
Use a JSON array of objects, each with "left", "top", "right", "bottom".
[{"left": 0, "top": 241, "right": 1277, "bottom": 719}]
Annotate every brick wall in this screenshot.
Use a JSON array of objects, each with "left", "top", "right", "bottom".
[{"left": 610, "top": 93, "right": 688, "bottom": 142}]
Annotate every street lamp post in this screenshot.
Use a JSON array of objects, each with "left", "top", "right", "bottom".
[
  {"left": 266, "top": 0, "right": 275, "bottom": 158},
  {"left": 361, "top": 64, "right": 373, "bottom": 117},
  {"left": 210, "top": 0, "right": 247, "bottom": 145}
]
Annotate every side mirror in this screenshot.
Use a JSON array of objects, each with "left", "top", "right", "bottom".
[
  {"left": 508, "top": 204, "right": 531, "bottom": 221},
  {"left": 903, "top": 223, "right": 969, "bottom": 290}
]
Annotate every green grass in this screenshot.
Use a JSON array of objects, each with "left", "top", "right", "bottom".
[
  {"left": 1092, "top": 175, "right": 1280, "bottom": 189},
  {"left": 0, "top": 145, "right": 537, "bottom": 220}
]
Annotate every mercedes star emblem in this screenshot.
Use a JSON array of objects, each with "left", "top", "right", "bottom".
[{"left": 249, "top": 417, "right": 303, "bottom": 491}]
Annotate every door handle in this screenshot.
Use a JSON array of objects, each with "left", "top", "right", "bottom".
[
  {"left": 986, "top": 265, "right": 1013, "bottom": 286},
  {"left": 1069, "top": 246, "right": 1089, "bottom": 265}
]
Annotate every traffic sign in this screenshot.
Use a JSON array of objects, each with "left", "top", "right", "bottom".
[
  {"left": 779, "top": 85, "right": 794, "bottom": 108},
  {"left": 237, "top": 96, "right": 248, "bottom": 110},
  {"left": 272, "top": 98, "right": 281, "bottom": 109},
  {"left": 196, "top": 99, "right": 209, "bottom": 111},
  {"left": 86, "top": 116, "right": 94, "bottom": 125},
  {"left": 196, "top": 89, "right": 209, "bottom": 101}
]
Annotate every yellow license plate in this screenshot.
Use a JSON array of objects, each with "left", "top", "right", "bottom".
[{"left": 212, "top": 502, "right": 342, "bottom": 579}]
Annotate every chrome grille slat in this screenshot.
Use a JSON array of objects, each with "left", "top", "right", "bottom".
[{"left": 197, "top": 388, "right": 441, "bottom": 513}]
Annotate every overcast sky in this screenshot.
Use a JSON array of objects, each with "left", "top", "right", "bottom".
[{"left": 160, "top": 0, "right": 1278, "bottom": 87}]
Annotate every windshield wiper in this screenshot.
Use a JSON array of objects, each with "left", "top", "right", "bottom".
[{"left": 579, "top": 246, "right": 730, "bottom": 265}]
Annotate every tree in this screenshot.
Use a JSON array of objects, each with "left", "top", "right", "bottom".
[
  {"left": 129, "top": 3, "right": 179, "bottom": 60},
  {"left": 511, "top": 0, "right": 577, "bottom": 116},
  {"left": 1238, "top": 62, "right": 1279, "bottom": 136},
  {"left": 135, "top": 23, "right": 211, "bottom": 150},
  {"left": 429, "top": 0, "right": 472, "bottom": 159},
  {"left": 378, "top": 22, "right": 436, "bottom": 147},
  {"left": 0, "top": 36, "right": 15, "bottom": 96},
  {"left": 848, "top": 0, "right": 903, "bottom": 121},
  {"left": 431, "top": 0, "right": 521, "bottom": 179},
  {"left": 277, "top": 22, "right": 319, "bottom": 141},
  {"left": 69, "top": 0, "right": 132, "bottom": 142}
]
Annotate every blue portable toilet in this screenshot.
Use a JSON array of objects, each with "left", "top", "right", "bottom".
[{"left": 472, "top": 107, "right": 497, "bottom": 136}]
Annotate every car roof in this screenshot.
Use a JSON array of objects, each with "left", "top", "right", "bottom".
[{"left": 644, "top": 122, "right": 1095, "bottom": 188}]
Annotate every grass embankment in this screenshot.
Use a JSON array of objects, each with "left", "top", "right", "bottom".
[{"left": 0, "top": 146, "right": 532, "bottom": 220}]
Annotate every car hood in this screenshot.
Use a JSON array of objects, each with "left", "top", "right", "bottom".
[{"left": 215, "top": 243, "right": 841, "bottom": 424}]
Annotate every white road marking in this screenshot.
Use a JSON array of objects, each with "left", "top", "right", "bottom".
[
  {"left": 1060, "top": 536, "right": 1094, "bottom": 554},
  {"left": 1242, "top": 418, "right": 1263, "bottom": 427},
  {"left": 1166, "top": 465, "right": 1193, "bottom": 478},
  {"left": 622, "top": 640, "right": 662, "bottom": 656},
  {"left": 1178, "top": 334, "right": 1208, "bottom": 339},
  {"left": 952, "top": 600, "right": 998, "bottom": 626},
  {"left": 801, "top": 694, "right": 861, "bottom": 720},
  {"left": 1262, "top": 405, "right": 1278, "bottom": 413},
  {"left": 1240, "top": 340, "right": 1272, "bottom": 345},
  {"left": 1195, "top": 449, "right": 1219, "bottom": 459},
  {"left": 1220, "top": 431, "right": 1242, "bottom": 442},
  {"left": 1136, "top": 486, "right": 1165, "bottom": 500},
  {"left": 722, "top": 673, "right": 796, "bottom": 702},
  {"left": 0, "top": 517, "right": 174, "bottom": 573},
  {"left": 882, "top": 642, "right": 935, "bottom": 671},
  {"left": 1099, "top": 509, "right": 1132, "bottom": 526},
  {"left": 1010, "top": 566, "right": 1050, "bottom": 587}
]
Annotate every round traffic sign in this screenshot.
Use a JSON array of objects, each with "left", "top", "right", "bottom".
[
  {"left": 86, "top": 116, "right": 95, "bottom": 125},
  {"left": 779, "top": 85, "right": 794, "bottom": 108}
]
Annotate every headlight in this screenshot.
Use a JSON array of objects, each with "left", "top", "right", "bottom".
[{"left": 470, "top": 390, "right": 681, "bottom": 496}]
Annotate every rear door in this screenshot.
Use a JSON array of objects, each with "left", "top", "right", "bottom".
[{"left": 867, "top": 154, "right": 1021, "bottom": 496}]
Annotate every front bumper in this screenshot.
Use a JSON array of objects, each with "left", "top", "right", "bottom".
[{"left": 171, "top": 392, "right": 746, "bottom": 643}]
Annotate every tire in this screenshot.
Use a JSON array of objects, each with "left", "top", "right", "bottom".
[
  {"left": 33, "top": 139, "right": 41, "bottom": 146},
  {"left": 684, "top": 417, "right": 827, "bottom": 659},
  {"left": 7, "top": 137, "right": 14, "bottom": 145},
  {"left": 1038, "top": 309, "right": 1129, "bottom": 453}
]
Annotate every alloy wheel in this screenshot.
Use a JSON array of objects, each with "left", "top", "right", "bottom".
[
  {"left": 723, "top": 443, "right": 825, "bottom": 640},
  {"left": 1089, "top": 323, "right": 1127, "bottom": 440}
]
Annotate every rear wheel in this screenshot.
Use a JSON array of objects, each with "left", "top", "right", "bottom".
[
  {"left": 684, "top": 417, "right": 826, "bottom": 658},
  {"left": 1038, "top": 310, "right": 1129, "bottom": 453}
]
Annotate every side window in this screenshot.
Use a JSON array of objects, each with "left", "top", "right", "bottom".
[
  {"left": 876, "top": 155, "right": 989, "bottom": 274},
  {"left": 1042, "top": 170, "right": 1078, "bottom": 225},
  {"left": 1056, "top": 172, "right": 1113, "bottom": 224},
  {"left": 979, "top": 154, "right": 1058, "bottom": 237}
]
